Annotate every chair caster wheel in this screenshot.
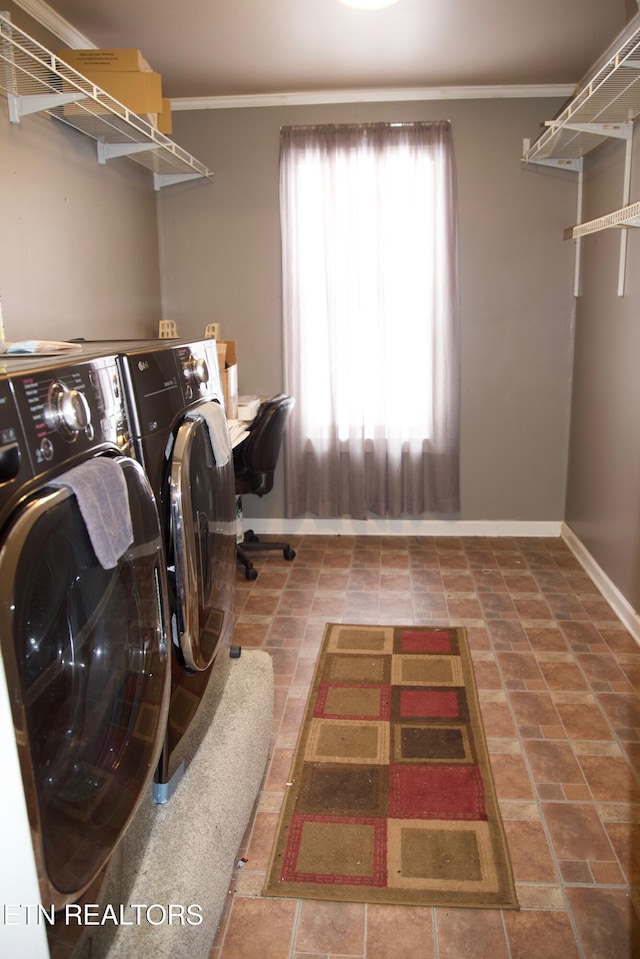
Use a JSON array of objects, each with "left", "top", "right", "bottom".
[
  {"left": 245, "top": 565, "right": 258, "bottom": 580},
  {"left": 283, "top": 547, "right": 296, "bottom": 561},
  {"left": 229, "top": 645, "right": 242, "bottom": 659}
]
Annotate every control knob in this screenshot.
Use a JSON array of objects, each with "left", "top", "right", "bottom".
[
  {"left": 183, "top": 355, "right": 209, "bottom": 388},
  {"left": 46, "top": 382, "right": 92, "bottom": 438}
]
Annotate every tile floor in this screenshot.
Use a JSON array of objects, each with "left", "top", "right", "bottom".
[{"left": 211, "top": 535, "right": 640, "bottom": 959}]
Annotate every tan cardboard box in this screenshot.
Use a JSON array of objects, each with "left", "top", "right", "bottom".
[
  {"left": 157, "top": 98, "right": 172, "bottom": 135},
  {"left": 63, "top": 70, "right": 164, "bottom": 116},
  {"left": 58, "top": 48, "right": 154, "bottom": 73},
  {"left": 215, "top": 342, "right": 227, "bottom": 376},
  {"left": 220, "top": 340, "right": 238, "bottom": 419}
]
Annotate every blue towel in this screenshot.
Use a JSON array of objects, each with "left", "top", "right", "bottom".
[
  {"left": 198, "top": 401, "right": 232, "bottom": 468},
  {"left": 50, "top": 458, "right": 134, "bottom": 569}
]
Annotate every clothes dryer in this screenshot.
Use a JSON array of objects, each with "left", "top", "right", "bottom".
[
  {"left": 94, "top": 339, "right": 237, "bottom": 802},
  {"left": 0, "top": 353, "right": 171, "bottom": 933}
]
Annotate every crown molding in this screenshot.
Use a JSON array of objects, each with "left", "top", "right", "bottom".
[
  {"left": 171, "top": 84, "right": 575, "bottom": 112},
  {"left": 11, "top": 0, "right": 95, "bottom": 48}
]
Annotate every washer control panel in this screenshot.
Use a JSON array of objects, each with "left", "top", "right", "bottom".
[
  {"left": 10, "top": 355, "right": 129, "bottom": 474},
  {"left": 45, "top": 381, "right": 93, "bottom": 439}
]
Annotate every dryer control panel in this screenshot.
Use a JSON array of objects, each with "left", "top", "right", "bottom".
[
  {"left": 120, "top": 341, "right": 224, "bottom": 440},
  {"left": 175, "top": 342, "right": 222, "bottom": 403}
]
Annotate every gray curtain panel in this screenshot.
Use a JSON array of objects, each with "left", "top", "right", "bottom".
[{"left": 280, "top": 120, "right": 460, "bottom": 519}]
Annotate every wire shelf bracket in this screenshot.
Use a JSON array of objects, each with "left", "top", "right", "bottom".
[
  {"left": 97, "top": 140, "right": 159, "bottom": 163},
  {"left": 9, "top": 90, "right": 84, "bottom": 119},
  {"left": 153, "top": 173, "right": 205, "bottom": 189},
  {"left": 522, "top": 155, "right": 583, "bottom": 172}
]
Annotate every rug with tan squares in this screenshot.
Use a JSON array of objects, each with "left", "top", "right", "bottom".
[{"left": 263, "top": 623, "right": 518, "bottom": 909}]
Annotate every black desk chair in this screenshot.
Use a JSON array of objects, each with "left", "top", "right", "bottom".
[{"left": 234, "top": 394, "right": 296, "bottom": 580}]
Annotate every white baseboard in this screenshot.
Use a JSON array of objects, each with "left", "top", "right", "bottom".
[
  {"left": 562, "top": 523, "right": 640, "bottom": 646},
  {"left": 246, "top": 517, "right": 563, "bottom": 537}
]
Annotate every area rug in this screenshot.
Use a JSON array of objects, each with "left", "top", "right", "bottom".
[{"left": 263, "top": 623, "right": 518, "bottom": 909}]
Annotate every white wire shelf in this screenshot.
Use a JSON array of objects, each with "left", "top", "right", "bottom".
[
  {"left": 0, "top": 11, "right": 214, "bottom": 189},
  {"left": 522, "top": 17, "right": 640, "bottom": 167},
  {"left": 520, "top": 15, "right": 640, "bottom": 293},
  {"left": 564, "top": 200, "right": 640, "bottom": 239}
]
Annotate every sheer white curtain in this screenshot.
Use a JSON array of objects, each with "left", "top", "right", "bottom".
[{"left": 280, "top": 121, "right": 460, "bottom": 520}]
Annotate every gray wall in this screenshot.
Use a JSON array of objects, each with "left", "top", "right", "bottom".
[
  {"left": 565, "top": 134, "right": 640, "bottom": 611},
  {"left": 160, "top": 97, "right": 578, "bottom": 522},
  {"left": 0, "top": 2, "right": 162, "bottom": 343}
]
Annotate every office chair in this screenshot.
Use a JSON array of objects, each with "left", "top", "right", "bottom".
[{"left": 234, "top": 394, "right": 296, "bottom": 580}]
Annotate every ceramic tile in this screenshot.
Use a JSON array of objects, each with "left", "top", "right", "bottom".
[
  {"left": 503, "top": 911, "right": 582, "bottom": 959},
  {"left": 577, "top": 754, "right": 640, "bottom": 802},
  {"left": 488, "top": 619, "right": 529, "bottom": 646},
  {"left": 244, "top": 810, "right": 280, "bottom": 871},
  {"left": 524, "top": 625, "right": 569, "bottom": 652},
  {"left": 479, "top": 700, "right": 518, "bottom": 738},
  {"left": 604, "top": 820, "right": 640, "bottom": 884},
  {"left": 536, "top": 659, "right": 588, "bottom": 691},
  {"left": 436, "top": 908, "right": 508, "bottom": 959},
  {"left": 488, "top": 753, "right": 536, "bottom": 799},
  {"left": 565, "top": 886, "right": 640, "bottom": 959},
  {"left": 523, "top": 740, "right": 585, "bottom": 787},
  {"left": 441, "top": 571, "right": 475, "bottom": 591},
  {"left": 295, "top": 900, "right": 365, "bottom": 955},
  {"left": 263, "top": 747, "right": 295, "bottom": 792},
  {"left": 503, "top": 819, "right": 557, "bottom": 882},
  {"left": 514, "top": 884, "right": 565, "bottom": 909},
  {"left": 555, "top": 702, "right": 615, "bottom": 741},
  {"left": 496, "top": 652, "right": 544, "bottom": 688},
  {"left": 217, "top": 898, "right": 297, "bottom": 959},
  {"left": 542, "top": 803, "right": 616, "bottom": 862},
  {"left": 366, "top": 904, "right": 434, "bottom": 959},
  {"left": 508, "top": 690, "right": 562, "bottom": 730}
]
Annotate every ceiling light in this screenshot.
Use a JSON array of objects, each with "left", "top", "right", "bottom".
[{"left": 339, "top": 0, "right": 400, "bottom": 9}]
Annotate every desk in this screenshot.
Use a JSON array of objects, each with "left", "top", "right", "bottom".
[
  {"left": 227, "top": 419, "right": 251, "bottom": 449},
  {"left": 228, "top": 395, "right": 261, "bottom": 448}
]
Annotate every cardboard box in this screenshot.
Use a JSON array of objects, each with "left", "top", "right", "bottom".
[
  {"left": 219, "top": 340, "right": 238, "bottom": 419},
  {"left": 63, "top": 70, "right": 164, "bottom": 116},
  {"left": 215, "top": 342, "right": 227, "bottom": 374},
  {"left": 223, "top": 366, "right": 238, "bottom": 420},
  {"left": 58, "top": 48, "right": 154, "bottom": 73},
  {"left": 157, "top": 98, "right": 172, "bottom": 135}
]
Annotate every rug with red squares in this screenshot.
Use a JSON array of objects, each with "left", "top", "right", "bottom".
[{"left": 263, "top": 623, "right": 518, "bottom": 909}]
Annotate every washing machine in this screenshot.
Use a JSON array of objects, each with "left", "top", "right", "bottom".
[
  {"left": 0, "top": 352, "right": 171, "bottom": 928},
  {"left": 84, "top": 339, "right": 237, "bottom": 803}
]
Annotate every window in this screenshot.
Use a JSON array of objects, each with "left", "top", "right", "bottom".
[{"left": 280, "top": 121, "right": 460, "bottom": 520}]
